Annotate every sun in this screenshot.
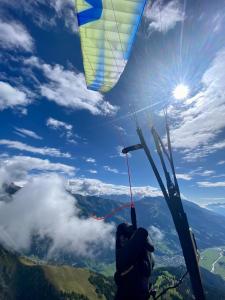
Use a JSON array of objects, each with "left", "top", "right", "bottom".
[{"left": 173, "top": 84, "right": 189, "bottom": 100}]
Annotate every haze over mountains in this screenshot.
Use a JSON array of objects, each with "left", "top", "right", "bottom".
[{"left": 206, "top": 203, "right": 225, "bottom": 217}]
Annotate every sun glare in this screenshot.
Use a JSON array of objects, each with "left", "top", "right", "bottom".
[{"left": 173, "top": 84, "right": 189, "bottom": 100}]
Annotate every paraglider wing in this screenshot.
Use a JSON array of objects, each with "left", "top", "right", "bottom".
[{"left": 75, "top": 0, "right": 147, "bottom": 92}]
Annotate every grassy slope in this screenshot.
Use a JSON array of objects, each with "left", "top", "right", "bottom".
[
  {"left": 201, "top": 248, "right": 221, "bottom": 269},
  {"left": 43, "top": 265, "right": 103, "bottom": 300},
  {"left": 216, "top": 256, "right": 225, "bottom": 279},
  {"left": 0, "top": 245, "right": 108, "bottom": 300}
]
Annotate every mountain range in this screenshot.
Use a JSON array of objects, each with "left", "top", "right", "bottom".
[
  {"left": 1, "top": 184, "right": 225, "bottom": 265},
  {"left": 74, "top": 194, "right": 225, "bottom": 254},
  {"left": 1, "top": 184, "right": 225, "bottom": 299}
]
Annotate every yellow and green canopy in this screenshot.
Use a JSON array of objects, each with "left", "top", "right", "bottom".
[{"left": 75, "top": 0, "right": 147, "bottom": 92}]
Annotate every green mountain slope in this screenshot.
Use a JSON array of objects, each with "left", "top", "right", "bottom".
[
  {"left": 1, "top": 244, "right": 225, "bottom": 299},
  {"left": 0, "top": 245, "right": 115, "bottom": 300}
]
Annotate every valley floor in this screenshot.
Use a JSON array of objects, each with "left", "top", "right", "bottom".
[{"left": 200, "top": 246, "right": 225, "bottom": 279}]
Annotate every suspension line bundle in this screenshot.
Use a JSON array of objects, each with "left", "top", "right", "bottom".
[{"left": 122, "top": 112, "right": 205, "bottom": 300}]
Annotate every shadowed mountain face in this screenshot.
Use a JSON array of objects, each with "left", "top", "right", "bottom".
[
  {"left": 0, "top": 183, "right": 19, "bottom": 202},
  {"left": 136, "top": 197, "right": 225, "bottom": 251}
]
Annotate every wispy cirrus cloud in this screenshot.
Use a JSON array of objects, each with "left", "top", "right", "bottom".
[
  {"left": 188, "top": 168, "right": 225, "bottom": 180},
  {"left": 46, "top": 117, "right": 76, "bottom": 144},
  {"left": 176, "top": 173, "right": 192, "bottom": 181},
  {"left": 114, "top": 125, "right": 127, "bottom": 135},
  {"left": 14, "top": 127, "right": 42, "bottom": 140},
  {"left": 103, "top": 165, "right": 119, "bottom": 174},
  {"left": 103, "top": 165, "right": 126, "bottom": 175},
  {"left": 0, "top": 81, "right": 31, "bottom": 111},
  {"left": 211, "top": 12, "right": 225, "bottom": 33},
  {"left": 24, "top": 56, "right": 119, "bottom": 116},
  {"left": 85, "top": 157, "right": 96, "bottom": 164},
  {"left": 0, "top": 139, "right": 70, "bottom": 158},
  {"left": 0, "top": 20, "right": 34, "bottom": 51},
  {"left": 199, "top": 170, "right": 215, "bottom": 177},
  {"left": 47, "top": 117, "right": 72, "bottom": 131},
  {"left": 144, "top": 0, "right": 185, "bottom": 34},
  {"left": 197, "top": 181, "right": 225, "bottom": 188},
  {"left": 169, "top": 48, "right": 225, "bottom": 161},
  {"left": 88, "top": 169, "right": 97, "bottom": 174}
]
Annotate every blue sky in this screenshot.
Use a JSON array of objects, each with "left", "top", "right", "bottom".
[{"left": 1, "top": 0, "right": 225, "bottom": 205}]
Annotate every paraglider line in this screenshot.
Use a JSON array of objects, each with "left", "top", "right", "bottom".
[
  {"left": 125, "top": 152, "right": 134, "bottom": 207},
  {"left": 92, "top": 203, "right": 131, "bottom": 220}
]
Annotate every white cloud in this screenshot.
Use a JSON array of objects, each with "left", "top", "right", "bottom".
[
  {"left": 0, "top": 155, "right": 76, "bottom": 190},
  {"left": 116, "top": 145, "right": 131, "bottom": 158},
  {"left": 211, "top": 12, "right": 224, "bottom": 33},
  {"left": 1, "top": 0, "right": 78, "bottom": 33},
  {"left": 148, "top": 225, "right": 164, "bottom": 241},
  {"left": 144, "top": 0, "right": 185, "bottom": 34},
  {"left": 197, "top": 181, "right": 225, "bottom": 188},
  {"left": 199, "top": 170, "right": 215, "bottom": 177},
  {"left": 212, "top": 174, "right": 225, "bottom": 179},
  {"left": 0, "top": 139, "right": 71, "bottom": 158},
  {"left": 68, "top": 178, "right": 162, "bottom": 198},
  {"left": 218, "top": 160, "right": 225, "bottom": 165},
  {"left": 52, "top": 0, "right": 78, "bottom": 33},
  {"left": 104, "top": 165, "right": 119, "bottom": 174},
  {"left": 0, "top": 81, "right": 30, "bottom": 110},
  {"left": 24, "top": 56, "right": 118, "bottom": 116},
  {"left": 176, "top": 173, "right": 192, "bottom": 181},
  {"left": 0, "top": 174, "right": 114, "bottom": 257},
  {"left": 181, "top": 141, "right": 225, "bottom": 161},
  {"left": 18, "top": 107, "right": 28, "bottom": 115},
  {"left": 46, "top": 117, "right": 72, "bottom": 131},
  {"left": 114, "top": 126, "right": 127, "bottom": 135},
  {"left": 46, "top": 117, "right": 76, "bottom": 144},
  {"left": 14, "top": 127, "right": 42, "bottom": 140},
  {"left": 169, "top": 48, "right": 225, "bottom": 160},
  {"left": 88, "top": 170, "right": 97, "bottom": 174},
  {"left": 0, "top": 20, "right": 34, "bottom": 51},
  {"left": 85, "top": 157, "right": 96, "bottom": 163}
]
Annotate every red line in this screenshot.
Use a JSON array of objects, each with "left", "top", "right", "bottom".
[
  {"left": 92, "top": 149, "right": 135, "bottom": 221},
  {"left": 92, "top": 203, "right": 131, "bottom": 220}
]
